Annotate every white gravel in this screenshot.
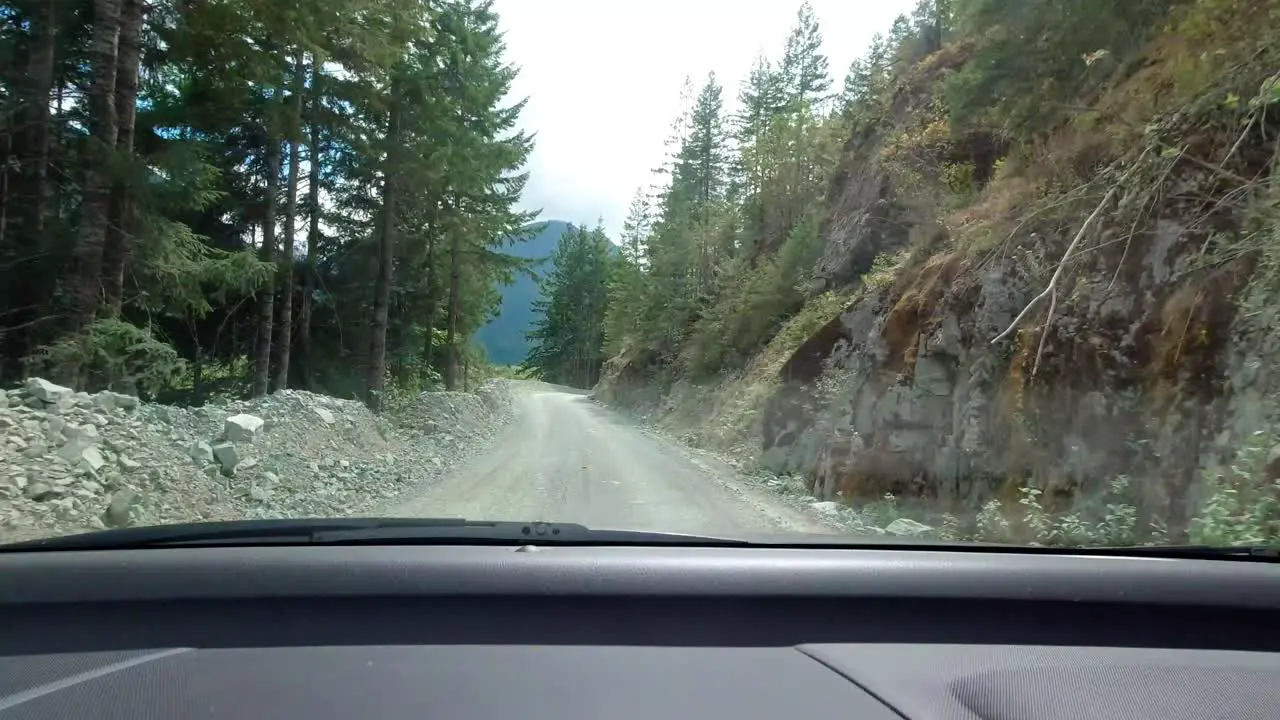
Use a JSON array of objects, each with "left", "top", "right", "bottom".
[{"left": 0, "top": 378, "right": 516, "bottom": 542}]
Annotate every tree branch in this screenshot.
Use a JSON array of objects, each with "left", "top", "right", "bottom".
[{"left": 991, "top": 149, "right": 1153, "bottom": 379}]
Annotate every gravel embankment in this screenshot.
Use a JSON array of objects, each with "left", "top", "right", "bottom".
[{"left": 0, "top": 378, "right": 516, "bottom": 542}]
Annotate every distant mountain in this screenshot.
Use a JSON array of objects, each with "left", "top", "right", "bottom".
[{"left": 476, "top": 220, "right": 573, "bottom": 366}]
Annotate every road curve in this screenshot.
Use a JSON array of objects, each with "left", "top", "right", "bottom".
[{"left": 388, "top": 387, "right": 829, "bottom": 535}]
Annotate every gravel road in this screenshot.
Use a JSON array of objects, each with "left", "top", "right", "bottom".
[{"left": 388, "top": 385, "right": 829, "bottom": 535}]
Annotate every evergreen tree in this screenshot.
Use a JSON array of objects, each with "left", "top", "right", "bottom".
[
  {"left": 604, "top": 1, "right": 850, "bottom": 377},
  {"left": 779, "top": 2, "right": 831, "bottom": 109},
  {"left": 0, "top": 0, "right": 537, "bottom": 406},
  {"left": 674, "top": 74, "right": 731, "bottom": 215},
  {"left": 604, "top": 191, "right": 653, "bottom": 355},
  {"left": 522, "top": 224, "right": 615, "bottom": 387}
]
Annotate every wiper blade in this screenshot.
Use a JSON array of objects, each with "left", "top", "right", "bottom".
[{"left": 0, "top": 517, "right": 751, "bottom": 552}]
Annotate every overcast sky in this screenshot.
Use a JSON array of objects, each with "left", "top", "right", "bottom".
[{"left": 490, "top": 0, "right": 917, "bottom": 238}]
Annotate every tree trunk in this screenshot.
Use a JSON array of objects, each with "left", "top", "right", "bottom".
[
  {"left": 299, "top": 54, "right": 321, "bottom": 391},
  {"left": 51, "top": 72, "right": 64, "bottom": 218},
  {"left": 0, "top": 130, "right": 9, "bottom": 254},
  {"left": 192, "top": 348, "right": 204, "bottom": 406},
  {"left": 444, "top": 223, "right": 462, "bottom": 391},
  {"left": 71, "top": 0, "right": 122, "bottom": 336},
  {"left": 22, "top": 0, "right": 55, "bottom": 244},
  {"left": 272, "top": 53, "right": 305, "bottom": 392},
  {"left": 252, "top": 139, "right": 280, "bottom": 397},
  {"left": 420, "top": 228, "right": 436, "bottom": 381},
  {"left": 366, "top": 87, "right": 400, "bottom": 408},
  {"left": 101, "top": 0, "right": 144, "bottom": 318}
]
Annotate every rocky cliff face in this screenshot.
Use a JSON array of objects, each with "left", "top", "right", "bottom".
[
  {"left": 759, "top": 22, "right": 1280, "bottom": 540},
  {"left": 763, "top": 223, "right": 1243, "bottom": 533}
]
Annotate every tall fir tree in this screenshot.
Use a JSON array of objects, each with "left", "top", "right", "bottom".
[
  {"left": 523, "top": 224, "right": 615, "bottom": 388},
  {"left": 779, "top": 1, "right": 831, "bottom": 109},
  {"left": 0, "top": 0, "right": 537, "bottom": 405}
]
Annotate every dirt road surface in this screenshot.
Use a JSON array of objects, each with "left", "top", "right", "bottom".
[{"left": 388, "top": 385, "right": 829, "bottom": 535}]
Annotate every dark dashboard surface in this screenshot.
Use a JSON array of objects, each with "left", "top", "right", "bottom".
[{"left": 3, "top": 544, "right": 1279, "bottom": 719}]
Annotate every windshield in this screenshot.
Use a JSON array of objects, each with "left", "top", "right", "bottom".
[{"left": 1, "top": 0, "right": 1278, "bottom": 550}]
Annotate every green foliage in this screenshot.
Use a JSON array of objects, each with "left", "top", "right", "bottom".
[
  {"left": 864, "top": 250, "right": 909, "bottom": 291},
  {"left": 27, "top": 320, "right": 187, "bottom": 396},
  {"left": 594, "top": 3, "right": 857, "bottom": 385},
  {"left": 779, "top": 2, "right": 831, "bottom": 108},
  {"left": 522, "top": 224, "right": 616, "bottom": 388},
  {"left": 603, "top": 195, "right": 654, "bottom": 357},
  {"left": 682, "top": 206, "right": 826, "bottom": 376},
  {"left": 945, "top": 0, "right": 1182, "bottom": 137},
  {"left": 860, "top": 494, "right": 903, "bottom": 529},
  {"left": 1189, "top": 431, "right": 1280, "bottom": 546},
  {"left": 761, "top": 288, "right": 860, "bottom": 372},
  {"left": 132, "top": 217, "right": 273, "bottom": 318},
  {"left": 844, "top": 449, "right": 1280, "bottom": 547}
]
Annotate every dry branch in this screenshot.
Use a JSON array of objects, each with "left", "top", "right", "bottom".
[{"left": 991, "top": 149, "right": 1153, "bottom": 377}]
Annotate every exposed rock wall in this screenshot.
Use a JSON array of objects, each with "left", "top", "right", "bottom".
[{"left": 763, "top": 133, "right": 1274, "bottom": 539}]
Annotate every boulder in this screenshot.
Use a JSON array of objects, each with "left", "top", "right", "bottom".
[
  {"left": 224, "top": 414, "right": 265, "bottom": 442},
  {"left": 189, "top": 441, "right": 214, "bottom": 464},
  {"left": 25, "top": 377, "right": 73, "bottom": 404},
  {"left": 56, "top": 437, "right": 95, "bottom": 463},
  {"left": 809, "top": 500, "right": 845, "bottom": 516},
  {"left": 23, "top": 482, "right": 58, "bottom": 501},
  {"left": 312, "top": 407, "right": 336, "bottom": 425},
  {"left": 103, "top": 489, "right": 141, "bottom": 528},
  {"left": 212, "top": 442, "right": 240, "bottom": 473},
  {"left": 66, "top": 423, "right": 100, "bottom": 442},
  {"left": 94, "top": 391, "right": 139, "bottom": 412},
  {"left": 79, "top": 447, "right": 107, "bottom": 475},
  {"left": 883, "top": 518, "right": 934, "bottom": 537}
]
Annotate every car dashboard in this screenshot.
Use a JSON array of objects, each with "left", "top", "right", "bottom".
[{"left": 2, "top": 544, "right": 1279, "bottom": 719}]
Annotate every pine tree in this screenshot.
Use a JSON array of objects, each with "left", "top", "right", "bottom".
[
  {"left": 523, "top": 224, "right": 615, "bottom": 387},
  {"left": 779, "top": 2, "right": 831, "bottom": 109},
  {"left": 602, "top": 1, "right": 851, "bottom": 377},
  {"left": 734, "top": 55, "right": 786, "bottom": 199},
  {"left": 604, "top": 191, "right": 653, "bottom": 355},
  {"left": 0, "top": 0, "right": 539, "bottom": 402}
]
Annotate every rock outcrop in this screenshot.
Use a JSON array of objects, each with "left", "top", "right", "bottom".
[{"left": 759, "top": 49, "right": 1279, "bottom": 539}]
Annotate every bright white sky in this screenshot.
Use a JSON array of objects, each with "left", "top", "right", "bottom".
[{"left": 491, "top": 0, "right": 917, "bottom": 238}]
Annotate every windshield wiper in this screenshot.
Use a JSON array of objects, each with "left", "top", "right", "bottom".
[{"left": 0, "top": 517, "right": 752, "bottom": 552}]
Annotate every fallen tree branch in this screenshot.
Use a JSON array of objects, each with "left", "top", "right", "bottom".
[
  {"left": 977, "top": 187, "right": 1099, "bottom": 272},
  {"left": 990, "top": 187, "right": 1120, "bottom": 345},
  {"left": 1110, "top": 145, "right": 1184, "bottom": 290},
  {"left": 991, "top": 149, "right": 1152, "bottom": 378},
  {"left": 1154, "top": 140, "right": 1253, "bottom": 186}
]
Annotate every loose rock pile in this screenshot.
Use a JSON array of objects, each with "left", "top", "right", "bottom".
[{"left": 0, "top": 378, "right": 516, "bottom": 542}]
